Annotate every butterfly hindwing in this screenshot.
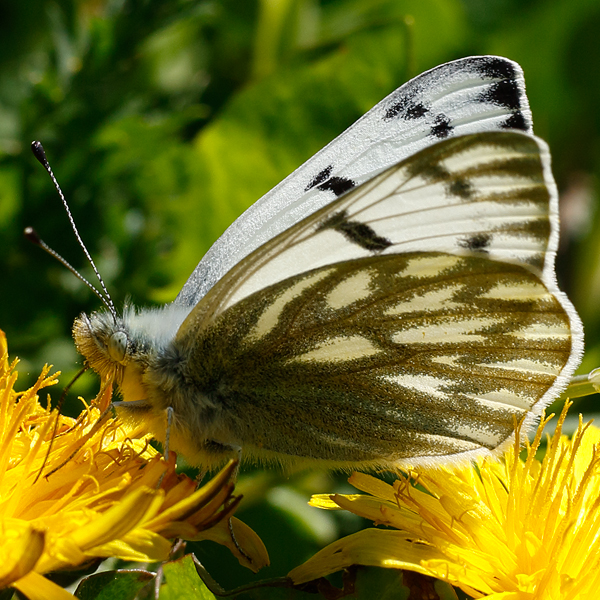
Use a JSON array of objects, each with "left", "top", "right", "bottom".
[
  {"left": 170, "top": 251, "right": 572, "bottom": 468},
  {"left": 176, "top": 56, "right": 533, "bottom": 308}
]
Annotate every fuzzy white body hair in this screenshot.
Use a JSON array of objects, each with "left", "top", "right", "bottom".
[{"left": 124, "top": 304, "right": 192, "bottom": 349}]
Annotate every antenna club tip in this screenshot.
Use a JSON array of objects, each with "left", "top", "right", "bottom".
[
  {"left": 31, "top": 141, "right": 48, "bottom": 166},
  {"left": 24, "top": 227, "right": 42, "bottom": 245}
]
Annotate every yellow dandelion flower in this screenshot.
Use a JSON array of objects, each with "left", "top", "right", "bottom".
[
  {"left": 0, "top": 330, "right": 268, "bottom": 600},
  {"left": 290, "top": 401, "right": 600, "bottom": 599}
]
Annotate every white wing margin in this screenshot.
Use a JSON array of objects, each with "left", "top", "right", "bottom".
[{"left": 176, "top": 56, "right": 533, "bottom": 308}]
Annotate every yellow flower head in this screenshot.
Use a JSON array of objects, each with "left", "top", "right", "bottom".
[
  {"left": 0, "top": 331, "right": 268, "bottom": 600},
  {"left": 290, "top": 401, "right": 600, "bottom": 599}
]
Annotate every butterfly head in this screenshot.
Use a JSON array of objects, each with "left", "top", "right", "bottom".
[
  {"left": 73, "top": 310, "right": 132, "bottom": 385},
  {"left": 73, "top": 304, "right": 191, "bottom": 403},
  {"left": 73, "top": 304, "right": 221, "bottom": 463}
]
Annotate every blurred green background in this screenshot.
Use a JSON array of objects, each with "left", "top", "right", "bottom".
[{"left": 2, "top": 0, "right": 600, "bottom": 597}]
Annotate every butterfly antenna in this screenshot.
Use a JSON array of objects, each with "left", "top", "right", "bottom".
[
  {"left": 29, "top": 141, "right": 118, "bottom": 322},
  {"left": 24, "top": 227, "right": 113, "bottom": 313}
]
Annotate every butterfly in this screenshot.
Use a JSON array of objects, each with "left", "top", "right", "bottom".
[{"left": 71, "top": 55, "right": 583, "bottom": 471}]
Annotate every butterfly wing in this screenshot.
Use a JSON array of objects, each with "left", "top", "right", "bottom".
[
  {"left": 175, "top": 56, "right": 533, "bottom": 309},
  {"left": 163, "top": 131, "right": 581, "bottom": 469}
]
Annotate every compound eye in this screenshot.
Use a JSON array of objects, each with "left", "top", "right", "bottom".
[{"left": 108, "top": 331, "right": 128, "bottom": 363}]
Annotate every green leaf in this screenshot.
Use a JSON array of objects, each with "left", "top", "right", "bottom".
[
  {"left": 159, "top": 556, "right": 217, "bottom": 600},
  {"left": 74, "top": 569, "right": 155, "bottom": 600}
]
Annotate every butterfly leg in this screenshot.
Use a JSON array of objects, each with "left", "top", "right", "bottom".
[{"left": 232, "top": 447, "right": 242, "bottom": 481}]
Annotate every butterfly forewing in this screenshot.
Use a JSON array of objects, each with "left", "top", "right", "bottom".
[
  {"left": 177, "top": 56, "right": 533, "bottom": 308},
  {"left": 173, "top": 251, "right": 572, "bottom": 468}
]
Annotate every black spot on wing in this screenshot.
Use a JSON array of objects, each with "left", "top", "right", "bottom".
[
  {"left": 305, "top": 165, "right": 334, "bottom": 191},
  {"left": 459, "top": 233, "right": 492, "bottom": 252},
  {"left": 408, "top": 148, "right": 472, "bottom": 200},
  {"left": 384, "top": 93, "right": 430, "bottom": 121},
  {"left": 479, "top": 79, "right": 521, "bottom": 111},
  {"left": 471, "top": 56, "right": 516, "bottom": 80},
  {"left": 406, "top": 102, "right": 428, "bottom": 119},
  {"left": 501, "top": 111, "right": 528, "bottom": 131},
  {"left": 318, "top": 211, "right": 392, "bottom": 251},
  {"left": 419, "top": 162, "right": 450, "bottom": 182},
  {"left": 430, "top": 114, "right": 453, "bottom": 139},
  {"left": 318, "top": 176, "right": 356, "bottom": 197},
  {"left": 449, "top": 178, "right": 473, "bottom": 199}
]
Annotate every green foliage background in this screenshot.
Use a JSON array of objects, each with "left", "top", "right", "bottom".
[{"left": 2, "top": 0, "right": 600, "bottom": 598}]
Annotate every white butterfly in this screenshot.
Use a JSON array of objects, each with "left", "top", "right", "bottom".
[{"left": 72, "top": 56, "right": 583, "bottom": 471}]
